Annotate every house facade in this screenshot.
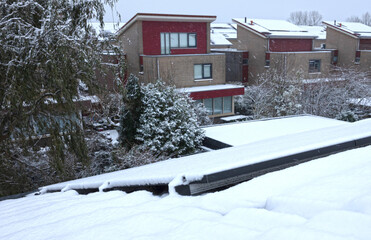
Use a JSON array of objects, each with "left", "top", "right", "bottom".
[
  {"left": 116, "top": 13, "right": 244, "bottom": 117},
  {"left": 323, "top": 21, "right": 371, "bottom": 74},
  {"left": 232, "top": 18, "right": 333, "bottom": 84}
]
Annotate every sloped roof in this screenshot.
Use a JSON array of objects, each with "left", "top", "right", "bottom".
[
  {"left": 40, "top": 117, "right": 371, "bottom": 193},
  {"left": 233, "top": 18, "right": 318, "bottom": 39},
  {"left": 323, "top": 21, "right": 371, "bottom": 38},
  {"left": 118, "top": 13, "right": 217, "bottom": 36}
]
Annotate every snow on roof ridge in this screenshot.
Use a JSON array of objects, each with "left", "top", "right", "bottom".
[{"left": 323, "top": 21, "right": 371, "bottom": 38}]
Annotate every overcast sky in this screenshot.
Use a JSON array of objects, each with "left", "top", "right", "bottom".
[{"left": 104, "top": 0, "right": 370, "bottom": 24}]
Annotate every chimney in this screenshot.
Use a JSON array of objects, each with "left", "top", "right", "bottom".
[
  {"left": 250, "top": 20, "right": 254, "bottom": 25},
  {"left": 245, "top": 17, "right": 247, "bottom": 23}
]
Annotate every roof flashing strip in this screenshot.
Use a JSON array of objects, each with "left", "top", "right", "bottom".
[{"left": 118, "top": 13, "right": 217, "bottom": 35}]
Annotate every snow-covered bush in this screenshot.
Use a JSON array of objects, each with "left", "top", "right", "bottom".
[
  {"left": 236, "top": 69, "right": 303, "bottom": 119},
  {"left": 119, "top": 78, "right": 205, "bottom": 157}
]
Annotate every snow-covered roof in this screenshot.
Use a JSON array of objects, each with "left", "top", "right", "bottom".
[
  {"left": 233, "top": 18, "right": 318, "bottom": 39},
  {"left": 204, "top": 115, "right": 348, "bottom": 146},
  {"left": 118, "top": 13, "right": 217, "bottom": 36},
  {"left": 210, "top": 32, "right": 233, "bottom": 46},
  {"left": 323, "top": 21, "right": 371, "bottom": 38},
  {"left": 1, "top": 144, "right": 371, "bottom": 239},
  {"left": 210, "top": 23, "right": 237, "bottom": 40},
  {"left": 89, "top": 22, "right": 125, "bottom": 36},
  {"left": 299, "top": 25, "right": 327, "bottom": 40},
  {"left": 348, "top": 97, "right": 371, "bottom": 107},
  {"left": 39, "top": 118, "right": 371, "bottom": 193},
  {"left": 179, "top": 84, "right": 243, "bottom": 93}
]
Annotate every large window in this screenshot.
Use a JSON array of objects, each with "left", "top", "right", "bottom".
[
  {"left": 309, "top": 59, "right": 321, "bottom": 73},
  {"left": 161, "top": 32, "right": 197, "bottom": 54},
  {"left": 194, "top": 64, "right": 212, "bottom": 80},
  {"left": 198, "top": 96, "right": 233, "bottom": 115}
]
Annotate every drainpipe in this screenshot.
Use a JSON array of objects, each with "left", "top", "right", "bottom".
[{"left": 156, "top": 58, "right": 160, "bottom": 80}]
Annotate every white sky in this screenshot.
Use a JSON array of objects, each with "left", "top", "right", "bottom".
[{"left": 104, "top": 0, "right": 371, "bottom": 23}]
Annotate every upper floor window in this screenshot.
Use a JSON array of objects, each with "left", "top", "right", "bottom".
[
  {"left": 161, "top": 32, "right": 197, "bottom": 54},
  {"left": 309, "top": 60, "right": 321, "bottom": 73},
  {"left": 194, "top": 64, "right": 212, "bottom": 80}
]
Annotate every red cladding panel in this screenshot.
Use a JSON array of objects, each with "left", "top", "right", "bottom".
[
  {"left": 243, "top": 51, "right": 249, "bottom": 59},
  {"left": 189, "top": 87, "right": 244, "bottom": 100},
  {"left": 360, "top": 39, "right": 371, "bottom": 50},
  {"left": 142, "top": 21, "right": 208, "bottom": 55},
  {"left": 269, "top": 39, "right": 313, "bottom": 52},
  {"left": 265, "top": 52, "right": 270, "bottom": 60},
  {"left": 356, "top": 50, "right": 361, "bottom": 58}
]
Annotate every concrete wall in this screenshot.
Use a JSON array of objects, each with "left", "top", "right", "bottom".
[
  {"left": 270, "top": 51, "right": 332, "bottom": 79},
  {"left": 313, "top": 39, "right": 326, "bottom": 49},
  {"left": 236, "top": 25, "right": 268, "bottom": 84},
  {"left": 142, "top": 53, "right": 226, "bottom": 88},
  {"left": 325, "top": 27, "right": 358, "bottom": 68},
  {"left": 359, "top": 50, "right": 371, "bottom": 74},
  {"left": 117, "top": 21, "right": 143, "bottom": 77}
]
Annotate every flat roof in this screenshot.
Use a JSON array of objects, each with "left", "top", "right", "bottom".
[
  {"left": 3, "top": 145, "right": 371, "bottom": 239},
  {"left": 179, "top": 84, "right": 243, "bottom": 93},
  {"left": 118, "top": 13, "right": 217, "bottom": 36},
  {"left": 299, "top": 25, "right": 327, "bottom": 40},
  {"left": 204, "top": 115, "right": 348, "bottom": 146}
]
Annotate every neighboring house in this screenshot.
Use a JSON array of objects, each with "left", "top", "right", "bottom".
[
  {"left": 232, "top": 18, "right": 333, "bottom": 83},
  {"left": 299, "top": 25, "right": 327, "bottom": 49},
  {"left": 210, "top": 23, "right": 248, "bottom": 84},
  {"left": 210, "top": 23, "right": 237, "bottom": 48},
  {"left": 116, "top": 13, "right": 244, "bottom": 117},
  {"left": 323, "top": 21, "right": 371, "bottom": 73},
  {"left": 90, "top": 22, "right": 126, "bottom": 91}
]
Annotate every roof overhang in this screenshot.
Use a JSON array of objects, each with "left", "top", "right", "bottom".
[
  {"left": 118, "top": 13, "right": 217, "bottom": 36},
  {"left": 322, "top": 22, "right": 359, "bottom": 39},
  {"left": 179, "top": 84, "right": 245, "bottom": 100},
  {"left": 232, "top": 19, "right": 268, "bottom": 39}
]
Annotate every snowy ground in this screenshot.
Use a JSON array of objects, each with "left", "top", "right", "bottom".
[{"left": 1, "top": 145, "right": 370, "bottom": 240}]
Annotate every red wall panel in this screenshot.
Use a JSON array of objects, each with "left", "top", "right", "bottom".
[
  {"left": 142, "top": 21, "right": 208, "bottom": 55},
  {"left": 269, "top": 39, "right": 313, "bottom": 52},
  {"left": 360, "top": 39, "right": 371, "bottom": 50},
  {"left": 189, "top": 87, "right": 244, "bottom": 100}
]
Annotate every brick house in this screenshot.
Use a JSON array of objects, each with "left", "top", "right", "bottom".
[
  {"left": 232, "top": 18, "right": 333, "bottom": 83},
  {"left": 116, "top": 13, "right": 244, "bottom": 117},
  {"left": 323, "top": 21, "right": 371, "bottom": 74}
]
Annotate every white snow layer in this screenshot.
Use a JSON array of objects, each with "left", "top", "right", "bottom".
[
  {"left": 1, "top": 145, "right": 371, "bottom": 240},
  {"left": 204, "top": 115, "right": 348, "bottom": 146},
  {"left": 40, "top": 117, "right": 371, "bottom": 193}
]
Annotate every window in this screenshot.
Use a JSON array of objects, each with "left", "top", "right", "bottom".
[
  {"left": 194, "top": 64, "right": 212, "bottom": 80},
  {"left": 198, "top": 96, "right": 233, "bottom": 115},
  {"left": 161, "top": 32, "right": 197, "bottom": 54},
  {"left": 242, "top": 58, "right": 248, "bottom": 65},
  {"left": 223, "top": 96, "right": 232, "bottom": 113},
  {"left": 170, "top": 33, "right": 179, "bottom": 48},
  {"left": 188, "top": 33, "right": 197, "bottom": 47},
  {"left": 161, "top": 33, "right": 170, "bottom": 55},
  {"left": 309, "top": 60, "right": 321, "bottom": 73}
]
